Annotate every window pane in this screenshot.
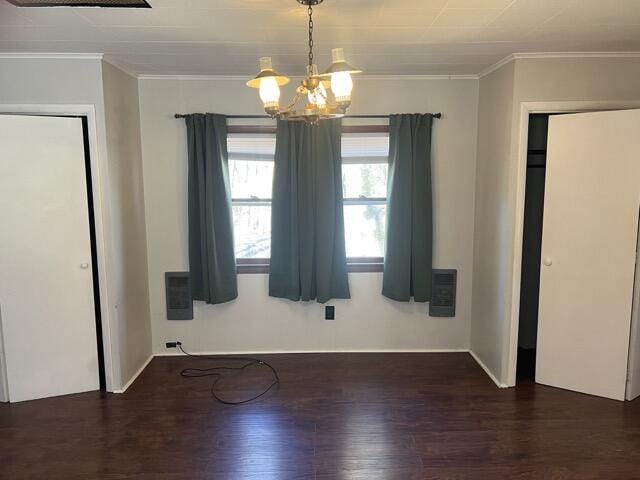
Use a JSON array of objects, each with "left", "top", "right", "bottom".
[
  {"left": 232, "top": 205, "right": 271, "bottom": 259},
  {"left": 344, "top": 204, "right": 386, "bottom": 258},
  {"left": 228, "top": 133, "right": 275, "bottom": 199},
  {"left": 342, "top": 132, "right": 389, "bottom": 163},
  {"left": 342, "top": 163, "right": 388, "bottom": 198},
  {"left": 229, "top": 160, "right": 274, "bottom": 199},
  {"left": 228, "top": 133, "right": 276, "bottom": 161}
]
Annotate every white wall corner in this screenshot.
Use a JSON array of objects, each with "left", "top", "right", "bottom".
[
  {"left": 478, "top": 54, "right": 515, "bottom": 78},
  {"left": 102, "top": 56, "right": 140, "bottom": 79},
  {"left": 469, "top": 350, "right": 508, "bottom": 388},
  {"left": 112, "top": 354, "right": 153, "bottom": 394}
]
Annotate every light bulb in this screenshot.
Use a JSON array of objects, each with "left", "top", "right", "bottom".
[
  {"left": 308, "top": 83, "right": 327, "bottom": 108},
  {"left": 259, "top": 76, "right": 280, "bottom": 109},
  {"left": 331, "top": 71, "right": 353, "bottom": 103}
]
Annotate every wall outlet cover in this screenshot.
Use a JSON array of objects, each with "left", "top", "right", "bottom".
[{"left": 325, "top": 306, "right": 335, "bottom": 320}]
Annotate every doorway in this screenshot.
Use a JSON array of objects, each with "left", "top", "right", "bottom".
[
  {"left": 510, "top": 108, "right": 640, "bottom": 400},
  {"left": 516, "top": 114, "right": 549, "bottom": 380},
  {"left": 0, "top": 114, "right": 106, "bottom": 401}
]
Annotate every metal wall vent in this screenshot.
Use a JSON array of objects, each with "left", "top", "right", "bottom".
[
  {"left": 429, "top": 269, "right": 457, "bottom": 317},
  {"left": 7, "top": 0, "right": 151, "bottom": 7},
  {"left": 165, "top": 272, "right": 193, "bottom": 321}
]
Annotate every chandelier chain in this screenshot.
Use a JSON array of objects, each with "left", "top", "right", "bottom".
[{"left": 308, "top": 5, "right": 314, "bottom": 69}]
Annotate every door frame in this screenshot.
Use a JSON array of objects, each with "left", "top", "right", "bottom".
[
  {"left": 0, "top": 104, "right": 116, "bottom": 393},
  {"left": 505, "top": 100, "right": 640, "bottom": 388}
]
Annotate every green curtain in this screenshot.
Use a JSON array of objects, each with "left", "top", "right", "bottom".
[
  {"left": 382, "top": 114, "right": 434, "bottom": 302},
  {"left": 269, "top": 119, "right": 350, "bottom": 303},
  {"left": 185, "top": 113, "right": 238, "bottom": 304}
]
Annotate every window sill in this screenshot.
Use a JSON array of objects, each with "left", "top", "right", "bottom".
[
  {"left": 346, "top": 261, "right": 384, "bottom": 273},
  {"left": 237, "top": 262, "right": 270, "bottom": 274},
  {"left": 236, "top": 259, "right": 384, "bottom": 274}
]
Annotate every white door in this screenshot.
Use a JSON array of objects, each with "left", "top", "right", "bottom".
[
  {"left": 0, "top": 115, "right": 100, "bottom": 402},
  {"left": 626, "top": 217, "right": 640, "bottom": 401},
  {"left": 536, "top": 109, "right": 640, "bottom": 401}
]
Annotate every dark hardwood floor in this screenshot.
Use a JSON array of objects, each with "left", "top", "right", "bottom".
[{"left": 2, "top": 353, "right": 640, "bottom": 479}]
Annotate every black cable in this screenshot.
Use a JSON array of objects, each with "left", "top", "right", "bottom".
[{"left": 177, "top": 343, "right": 280, "bottom": 405}]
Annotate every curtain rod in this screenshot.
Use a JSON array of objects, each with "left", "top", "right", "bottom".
[{"left": 174, "top": 113, "right": 442, "bottom": 119}]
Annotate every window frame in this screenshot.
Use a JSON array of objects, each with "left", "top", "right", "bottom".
[{"left": 229, "top": 124, "right": 388, "bottom": 274}]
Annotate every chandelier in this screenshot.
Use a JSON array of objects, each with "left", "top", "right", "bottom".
[{"left": 246, "top": 0, "right": 362, "bottom": 123}]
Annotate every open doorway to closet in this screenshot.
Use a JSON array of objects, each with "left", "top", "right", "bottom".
[
  {"left": 516, "top": 114, "right": 549, "bottom": 380},
  {"left": 514, "top": 109, "right": 640, "bottom": 402}
]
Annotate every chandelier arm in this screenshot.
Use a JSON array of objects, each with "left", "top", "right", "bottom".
[
  {"left": 282, "top": 91, "right": 302, "bottom": 113},
  {"left": 316, "top": 87, "right": 338, "bottom": 110}
]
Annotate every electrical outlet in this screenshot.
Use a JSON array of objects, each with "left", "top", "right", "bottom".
[
  {"left": 166, "top": 341, "right": 178, "bottom": 348},
  {"left": 325, "top": 306, "right": 335, "bottom": 320}
]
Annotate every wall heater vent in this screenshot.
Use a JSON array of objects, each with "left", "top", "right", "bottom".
[
  {"left": 165, "top": 272, "right": 193, "bottom": 320},
  {"left": 429, "top": 269, "right": 457, "bottom": 317}
]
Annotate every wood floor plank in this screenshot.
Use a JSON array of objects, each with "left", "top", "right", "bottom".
[{"left": 2, "top": 352, "right": 640, "bottom": 478}]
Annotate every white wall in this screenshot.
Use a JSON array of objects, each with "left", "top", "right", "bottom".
[
  {"left": 102, "top": 61, "right": 153, "bottom": 386},
  {"left": 138, "top": 76, "right": 479, "bottom": 354},
  {"left": 470, "top": 56, "right": 640, "bottom": 386},
  {"left": 0, "top": 57, "right": 152, "bottom": 391},
  {"left": 470, "top": 62, "right": 515, "bottom": 384}
]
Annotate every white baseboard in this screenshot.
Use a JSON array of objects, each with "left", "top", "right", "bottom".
[
  {"left": 469, "top": 350, "right": 508, "bottom": 388},
  {"left": 113, "top": 350, "right": 508, "bottom": 394},
  {"left": 112, "top": 354, "right": 154, "bottom": 394},
  {"left": 154, "top": 348, "right": 470, "bottom": 356}
]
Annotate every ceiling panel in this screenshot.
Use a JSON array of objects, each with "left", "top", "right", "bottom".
[
  {"left": 490, "top": 2, "right": 566, "bottom": 28},
  {"left": 432, "top": 8, "right": 504, "bottom": 27},
  {"left": 0, "top": 0, "right": 639, "bottom": 76},
  {"left": 446, "top": 0, "right": 513, "bottom": 8},
  {"left": 372, "top": 8, "right": 441, "bottom": 27}
]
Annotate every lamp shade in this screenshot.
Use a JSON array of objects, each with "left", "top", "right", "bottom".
[
  {"left": 247, "top": 57, "right": 290, "bottom": 88},
  {"left": 321, "top": 48, "right": 362, "bottom": 76}
]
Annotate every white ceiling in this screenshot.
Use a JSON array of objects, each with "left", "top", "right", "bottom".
[{"left": 1, "top": 0, "right": 640, "bottom": 76}]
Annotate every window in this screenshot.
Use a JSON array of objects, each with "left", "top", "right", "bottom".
[
  {"left": 341, "top": 130, "right": 389, "bottom": 269},
  {"left": 228, "top": 131, "right": 275, "bottom": 272},
  {"left": 228, "top": 125, "right": 389, "bottom": 273}
]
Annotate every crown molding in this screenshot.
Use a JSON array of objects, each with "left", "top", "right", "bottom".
[
  {"left": 139, "top": 74, "right": 275, "bottom": 81},
  {"left": 478, "top": 53, "right": 515, "bottom": 78},
  {"left": 138, "top": 73, "right": 479, "bottom": 81},
  {"left": 479, "top": 51, "right": 640, "bottom": 78},
  {"left": 337, "top": 74, "right": 479, "bottom": 80},
  {"left": 102, "top": 55, "right": 139, "bottom": 79},
  {"left": 0, "top": 52, "right": 103, "bottom": 60},
  {"left": 0, "top": 52, "right": 138, "bottom": 78},
  {"left": 513, "top": 51, "right": 640, "bottom": 60},
  {"left": 3, "top": 51, "right": 640, "bottom": 80}
]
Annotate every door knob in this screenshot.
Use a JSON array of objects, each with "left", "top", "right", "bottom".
[
  {"left": 543, "top": 257, "right": 553, "bottom": 266},
  {"left": 80, "top": 263, "right": 89, "bottom": 269}
]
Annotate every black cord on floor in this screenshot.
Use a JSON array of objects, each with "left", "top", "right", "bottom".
[{"left": 177, "top": 343, "right": 280, "bottom": 405}]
